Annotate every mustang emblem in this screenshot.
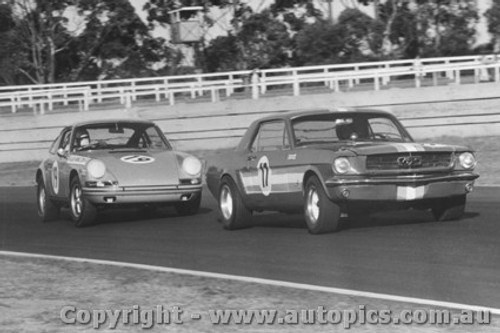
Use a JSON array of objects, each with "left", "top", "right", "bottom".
[
  {"left": 397, "top": 156, "right": 422, "bottom": 168},
  {"left": 120, "top": 155, "right": 155, "bottom": 164}
]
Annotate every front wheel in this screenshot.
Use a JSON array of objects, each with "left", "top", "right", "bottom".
[
  {"left": 175, "top": 194, "right": 201, "bottom": 216},
  {"left": 219, "top": 177, "right": 251, "bottom": 230},
  {"left": 37, "top": 180, "right": 60, "bottom": 222},
  {"left": 304, "top": 176, "right": 341, "bottom": 234},
  {"left": 70, "top": 177, "right": 96, "bottom": 227},
  {"left": 431, "top": 195, "right": 466, "bottom": 221}
]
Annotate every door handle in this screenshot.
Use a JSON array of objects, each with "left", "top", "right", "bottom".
[{"left": 247, "top": 155, "right": 257, "bottom": 161}]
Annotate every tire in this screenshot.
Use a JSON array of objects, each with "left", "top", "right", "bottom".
[
  {"left": 219, "top": 176, "right": 251, "bottom": 230},
  {"left": 69, "top": 177, "right": 96, "bottom": 227},
  {"left": 304, "top": 176, "right": 341, "bottom": 234},
  {"left": 37, "top": 180, "right": 60, "bottom": 222},
  {"left": 431, "top": 195, "right": 466, "bottom": 221},
  {"left": 175, "top": 193, "right": 201, "bottom": 216}
]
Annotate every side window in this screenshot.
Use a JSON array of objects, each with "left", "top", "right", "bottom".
[
  {"left": 49, "top": 132, "right": 64, "bottom": 154},
  {"left": 145, "top": 126, "right": 168, "bottom": 149},
  {"left": 368, "top": 117, "right": 403, "bottom": 140},
  {"left": 59, "top": 130, "right": 72, "bottom": 152},
  {"left": 251, "top": 121, "right": 288, "bottom": 152}
]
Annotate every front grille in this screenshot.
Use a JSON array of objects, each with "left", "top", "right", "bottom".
[{"left": 366, "top": 152, "right": 452, "bottom": 171}]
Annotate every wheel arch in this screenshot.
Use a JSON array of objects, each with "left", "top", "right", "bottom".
[
  {"left": 36, "top": 169, "right": 44, "bottom": 184},
  {"left": 302, "top": 167, "right": 333, "bottom": 200}
]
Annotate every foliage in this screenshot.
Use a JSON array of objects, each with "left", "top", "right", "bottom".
[
  {"left": 205, "top": 10, "right": 292, "bottom": 71},
  {"left": 485, "top": 0, "right": 500, "bottom": 52},
  {"left": 71, "top": 0, "right": 177, "bottom": 81}
]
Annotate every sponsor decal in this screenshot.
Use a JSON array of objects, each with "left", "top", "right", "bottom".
[
  {"left": 257, "top": 156, "right": 272, "bottom": 196},
  {"left": 120, "top": 155, "right": 155, "bottom": 164},
  {"left": 51, "top": 161, "right": 59, "bottom": 194}
]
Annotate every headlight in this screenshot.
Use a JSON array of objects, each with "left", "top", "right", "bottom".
[
  {"left": 182, "top": 156, "right": 202, "bottom": 177},
  {"left": 458, "top": 152, "right": 476, "bottom": 170},
  {"left": 87, "top": 159, "right": 106, "bottom": 179},
  {"left": 334, "top": 157, "right": 351, "bottom": 174}
]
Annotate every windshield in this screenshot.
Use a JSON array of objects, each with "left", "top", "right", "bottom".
[
  {"left": 292, "top": 113, "right": 412, "bottom": 146},
  {"left": 71, "top": 123, "right": 171, "bottom": 151}
]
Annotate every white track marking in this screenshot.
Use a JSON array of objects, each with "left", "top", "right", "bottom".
[{"left": 1, "top": 250, "right": 499, "bottom": 315}]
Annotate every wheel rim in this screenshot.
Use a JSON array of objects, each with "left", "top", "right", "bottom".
[
  {"left": 220, "top": 185, "right": 233, "bottom": 220},
  {"left": 38, "top": 184, "right": 45, "bottom": 216},
  {"left": 71, "top": 184, "right": 83, "bottom": 218},
  {"left": 306, "top": 186, "right": 320, "bottom": 224}
]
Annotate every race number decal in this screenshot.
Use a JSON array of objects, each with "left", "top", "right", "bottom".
[
  {"left": 51, "top": 161, "right": 59, "bottom": 194},
  {"left": 257, "top": 156, "right": 272, "bottom": 196},
  {"left": 120, "top": 155, "right": 155, "bottom": 164}
]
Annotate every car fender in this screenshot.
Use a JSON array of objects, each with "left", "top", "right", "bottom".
[{"left": 302, "top": 164, "right": 335, "bottom": 201}]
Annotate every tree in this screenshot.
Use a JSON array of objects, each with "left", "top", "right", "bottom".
[
  {"left": 485, "top": 0, "right": 500, "bottom": 52},
  {"left": 414, "top": 0, "right": 478, "bottom": 57},
  {"left": 70, "top": 0, "right": 177, "bottom": 81},
  {"left": 2, "top": 0, "right": 75, "bottom": 84},
  {"left": 205, "top": 10, "right": 292, "bottom": 71}
]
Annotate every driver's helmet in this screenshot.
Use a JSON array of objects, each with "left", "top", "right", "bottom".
[{"left": 75, "top": 128, "right": 90, "bottom": 148}]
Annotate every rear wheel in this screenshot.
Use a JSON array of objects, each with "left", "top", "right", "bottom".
[
  {"left": 219, "top": 176, "right": 251, "bottom": 230},
  {"left": 70, "top": 177, "right": 96, "bottom": 227},
  {"left": 431, "top": 195, "right": 466, "bottom": 221},
  {"left": 37, "top": 180, "right": 60, "bottom": 222},
  {"left": 175, "top": 194, "right": 201, "bottom": 216},
  {"left": 304, "top": 176, "right": 341, "bottom": 234}
]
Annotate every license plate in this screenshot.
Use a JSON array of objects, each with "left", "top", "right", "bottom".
[{"left": 397, "top": 186, "right": 425, "bottom": 201}]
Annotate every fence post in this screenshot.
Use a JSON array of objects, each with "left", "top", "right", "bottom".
[
  {"left": 446, "top": 60, "right": 454, "bottom": 80},
  {"left": 251, "top": 70, "right": 260, "bottom": 99},
  {"left": 197, "top": 76, "right": 203, "bottom": 97},
  {"left": 455, "top": 70, "right": 461, "bottom": 84},
  {"left": 169, "top": 91, "right": 175, "bottom": 106},
  {"left": 48, "top": 91, "right": 53, "bottom": 111},
  {"left": 374, "top": 72, "right": 380, "bottom": 91},
  {"left": 432, "top": 72, "right": 438, "bottom": 86},
  {"left": 125, "top": 92, "right": 132, "bottom": 109},
  {"left": 355, "top": 65, "right": 360, "bottom": 84},
  {"left": 292, "top": 70, "right": 300, "bottom": 96},
  {"left": 260, "top": 72, "right": 266, "bottom": 94},
  {"left": 495, "top": 64, "right": 500, "bottom": 83},
  {"left": 97, "top": 83, "right": 103, "bottom": 103},
  {"left": 84, "top": 90, "right": 90, "bottom": 111},
  {"left": 131, "top": 81, "right": 137, "bottom": 101}
]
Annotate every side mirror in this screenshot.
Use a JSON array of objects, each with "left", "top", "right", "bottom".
[{"left": 57, "top": 148, "right": 67, "bottom": 158}]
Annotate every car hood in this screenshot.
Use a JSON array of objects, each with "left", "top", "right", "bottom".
[
  {"left": 79, "top": 149, "right": 180, "bottom": 186},
  {"left": 310, "top": 141, "right": 467, "bottom": 156}
]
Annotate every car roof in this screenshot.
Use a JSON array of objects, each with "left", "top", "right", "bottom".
[
  {"left": 254, "top": 108, "right": 393, "bottom": 123},
  {"left": 71, "top": 118, "right": 155, "bottom": 127}
]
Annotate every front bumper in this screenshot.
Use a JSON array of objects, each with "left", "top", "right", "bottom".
[
  {"left": 325, "top": 172, "right": 479, "bottom": 201},
  {"left": 82, "top": 184, "right": 202, "bottom": 204}
]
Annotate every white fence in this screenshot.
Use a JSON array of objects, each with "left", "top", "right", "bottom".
[{"left": 0, "top": 54, "right": 499, "bottom": 114}]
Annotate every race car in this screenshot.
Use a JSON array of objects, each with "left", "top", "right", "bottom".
[
  {"left": 205, "top": 108, "right": 479, "bottom": 234},
  {"left": 36, "top": 119, "right": 203, "bottom": 227}
]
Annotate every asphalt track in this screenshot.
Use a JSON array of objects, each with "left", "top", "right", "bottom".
[{"left": 1, "top": 186, "right": 499, "bottom": 309}]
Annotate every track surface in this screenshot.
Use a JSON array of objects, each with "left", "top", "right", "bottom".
[{"left": 1, "top": 186, "right": 499, "bottom": 308}]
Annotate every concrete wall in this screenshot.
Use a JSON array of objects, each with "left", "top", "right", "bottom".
[{"left": 1, "top": 82, "right": 500, "bottom": 163}]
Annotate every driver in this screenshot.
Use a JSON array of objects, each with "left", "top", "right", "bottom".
[{"left": 74, "top": 129, "right": 91, "bottom": 150}]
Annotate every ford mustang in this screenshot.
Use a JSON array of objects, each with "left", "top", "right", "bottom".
[
  {"left": 206, "top": 109, "right": 479, "bottom": 234},
  {"left": 36, "top": 119, "right": 203, "bottom": 227}
]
